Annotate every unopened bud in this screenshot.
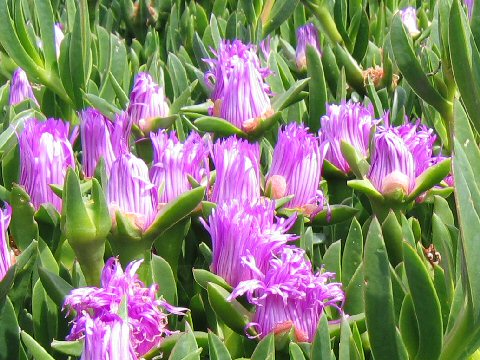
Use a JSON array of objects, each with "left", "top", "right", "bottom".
[
  {"left": 265, "top": 175, "right": 287, "bottom": 199},
  {"left": 381, "top": 171, "right": 410, "bottom": 196}
]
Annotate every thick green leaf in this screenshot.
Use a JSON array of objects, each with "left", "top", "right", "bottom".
[
  {"left": 143, "top": 186, "right": 205, "bottom": 243},
  {"left": 38, "top": 267, "right": 74, "bottom": 308},
  {"left": 169, "top": 323, "right": 199, "bottom": 360},
  {"left": 323, "top": 240, "right": 341, "bottom": 281},
  {"left": 399, "top": 294, "right": 419, "bottom": 359},
  {"left": 271, "top": 78, "right": 309, "bottom": 112},
  {"left": 344, "top": 263, "right": 364, "bottom": 315},
  {"left": 35, "top": 0, "right": 56, "bottom": 71},
  {"left": 403, "top": 242, "right": 443, "bottom": 359},
  {"left": 20, "top": 331, "right": 55, "bottom": 360},
  {"left": 32, "top": 280, "right": 57, "bottom": 354},
  {"left": 307, "top": 45, "right": 326, "bottom": 133},
  {"left": 407, "top": 158, "right": 452, "bottom": 201},
  {"left": 390, "top": 15, "right": 451, "bottom": 119},
  {"left": 194, "top": 116, "right": 247, "bottom": 137},
  {"left": 310, "top": 313, "right": 331, "bottom": 359},
  {"left": 342, "top": 218, "right": 363, "bottom": 285},
  {"left": 192, "top": 269, "right": 232, "bottom": 292},
  {"left": 289, "top": 342, "right": 306, "bottom": 360},
  {"left": 10, "top": 184, "right": 39, "bottom": 251},
  {"left": 151, "top": 254, "right": 178, "bottom": 306},
  {"left": 381, "top": 211, "right": 404, "bottom": 266},
  {"left": 364, "top": 218, "right": 406, "bottom": 360},
  {"left": 310, "top": 205, "right": 359, "bottom": 226},
  {"left": 206, "top": 282, "right": 251, "bottom": 335},
  {"left": 208, "top": 331, "right": 231, "bottom": 360},
  {"left": 51, "top": 340, "right": 83, "bottom": 357},
  {"left": 251, "top": 333, "right": 275, "bottom": 360},
  {"left": 0, "top": 297, "right": 19, "bottom": 360},
  {"left": 262, "top": 0, "right": 300, "bottom": 37},
  {"left": 449, "top": 0, "right": 480, "bottom": 133}
]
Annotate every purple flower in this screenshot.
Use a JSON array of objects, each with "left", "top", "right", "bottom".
[
  {"left": 399, "top": 7, "right": 420, "bottom": 36},
  {"left": 395, "top": 121, "right": 436, "bottom": 177},
  {"left": 19, "top": 118, "right": 75, "bottom": 211},
  {"left": 108, "top": 151, "right": 157, "bottom": 230},
  {"left": 259, "top": 36, "right": 272, "bottom": 61},
  {"left": 296, "top": 23, "right": 321, "bottom": 70},
  {"left": 127, "top": 72, "right": 169, "bottom": 133},
  {"left": 54, "top": 23, "right": 64, "bottom": 58},
  {"left": 219, "top": 57, "right": 274, "bottom": 131},
  {"left": 210, "top": 136, "right": 261, "bottom": 204},
  {"left": 204, "top": 40, "right": 269, "bottom": 102},
  {"left": 368, "top": 129, "right": 415, "bottom": 196},
  {"left": 319, "top": 101, "right": 375, "bottom": 174},
  {"left": 80, "top": 108, "right": 117, "bottom": 177},
  {"left": 267, "top": 123, "right": 327, "bottom": 213},
  {"left": 202, "top": 199, "right": 297, "bottom": 287},
  {"left": 465, "top": 0, "right": 474, "bottom": 18},
  {"left": 0, "top": 203, "right": 12, "bottom": 282},
  {"left": 229, "top": 246, "right": 344, "bottom": 342},
  {"left": 9, "top": 68, "right": 39, "bottom": 106},
  {"left": 64, "top": 257, "right": 187, "bottom": 357},
  {"left": 150, "top": 130, "right": 209, "bottom": 203},
  {"left": 80, "top": 313, "right": 136, "bottom": 360}
]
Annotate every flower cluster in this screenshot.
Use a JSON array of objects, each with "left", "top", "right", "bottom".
[
  {"left": 202, "top": 199, "right": 297, "bottom": 287},
  {"left": 229, "top": 246, "right": 344, "bottom": 342},
  {"left": 296, "top": 23, "right": 321, "bottom": 70},
  {"left": 319, "top": 101, "right": 375, "bottom": 174},
  {"left": 19, "top": 118, "right": 75, "bottom": 211},
  {"left": 267, "top": 123, "right": 327, "bottom": 214},
  {"left": 204, "top": 40, "right": 273, "bottom": 131},
  {"left": 64, "top": 257, "right": 187, "bottom": 358}
]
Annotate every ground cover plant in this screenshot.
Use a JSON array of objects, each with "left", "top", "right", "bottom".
[{"left": 0, "top": 0, "right": 478, "bottom": 359}]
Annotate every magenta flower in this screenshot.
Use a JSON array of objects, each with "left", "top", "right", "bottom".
[
  {"left": 219, "top": 57, "right": 274, "bottom": 131},
  {"left": 54, "top": 23, "right": 65, "bottom": 58},
  {"left": 80, "top": 313, "right": 136, "bottom": 360},
  {"left": 150, "top": 130, "right": 209, "bottom": 203},
  {"left": 259, "top": 36, "right": 272, "bottom": 61},
  {"left": 319, "top": 101, "right": 375, "bottom": 174},
  {"left": 202, "top": 199, "right": 297, "bottom": 287},
  {"left": 127, "top": 72, "right": 169, "bottom": 133},
  {"left": 395, "top": 121, "right": 437, "bottom": 177},
  {"left": 229, "top": 246, "right": 344, "bottom": 342},
  {"left": 0, "top": 203, "right": 12, "bottom": 282},
  {"left": 108, "top": 151, "right": 158, "bottom": 230},
  {"left": 80, "top": 108, "right": 117, "bottom": 177},
  {"left": 267, "top": 123, "right": 327, "bottom": 213},
  {"left": 9, "top": 68, "right": 38, "bottom": 106},
  {"left": 19, "top": 118, "right": 75, "bottom": 211},
  {"left": 464, "top": 0, "right": 474, "bottom": 18},
  {"left": 210, "top": 136, "right": 261, "bottom": 204},
  {"left": 64, "top": 257, "right": 187, "bottom": 357},
  {"left": 204, "top": 40, "right": 269, "bottom": 102},
  {"left": 296, "top": 23, "right": 321, "bottom": 70},
  {"left": 399, "top": 7, "right": 420, "bottom": 36},
  {"left": 368, "top": 129, "right": 415, "bottom": 196}
]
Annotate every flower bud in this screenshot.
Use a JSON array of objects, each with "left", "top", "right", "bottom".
[
  {"left": 9, "top": 68, "right": 38, "bottom": 106},
  {"left": 296, "top": 23, "right": 321, "bottom": 71},
  {"left": 399, "top": 7, "right": 420, "bottom": 37}
]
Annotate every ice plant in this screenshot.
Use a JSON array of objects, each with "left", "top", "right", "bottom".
[
  {"left": 210, "top": 136, "right": 261, "bottom": 204},
  {"left": 296, "top": 23, "right": 321, "bottom": 70},
  {"left": 204, "top": 39, "right": 268, "bottom": 102},
  {"left": 80, "top": 108, "right": 117, "bottom": 177},
  {"left": 127, "top": 72, "right": 170, "bottom": 133},
  {"left": 229, "top": 246, "right": 345, "bottom": 342},
  {"left": 0, "top": 203, "right": 12, "bottom": 282},
  {"left": 399, "top": 7, "right": 420, "bottom": 37},
  {"left": 267, "top": 123, "right": 327, "bottom": 213},
  {"left": 202, "top": 199, "right": 297, "bottom": 287},
  {"left": 19, "top": 118, "right": 75, "bottom": 211},
  {"left": 319, "top": 101, "right": 375, "bottom": 174},
  {"left": 150, "top": 130, "right": 209, "bottom": 203},
  {"left": 54, "top": 23, "right": 65, "bottom": 58},
  {"left": 80, "top": 314, "right": 136, "bottom": 360},
  {"left": 9, "top": 68, "right": 38, "bottom": 106},
  {"left": 107, "top": 150, "right": 158, "bottom": 231},
  {"left": 219, "top": 55, "right": 274, "bottom": 131},
  {"left": 64, "top": 258, "right": 187, "bottom": 358},
  {"left": 368, "top": 129, "right": 415, "bottom": 196},
  {"left": 395, "top": 121, "right": 437, "bottom": 177}
]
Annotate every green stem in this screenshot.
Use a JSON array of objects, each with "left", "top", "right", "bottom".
[
  {"left": 303, "top": 1, "right": 343, "bottom": 44},
  {"left": 72, "top": 240, "right": 106, "bottom": 286}
]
